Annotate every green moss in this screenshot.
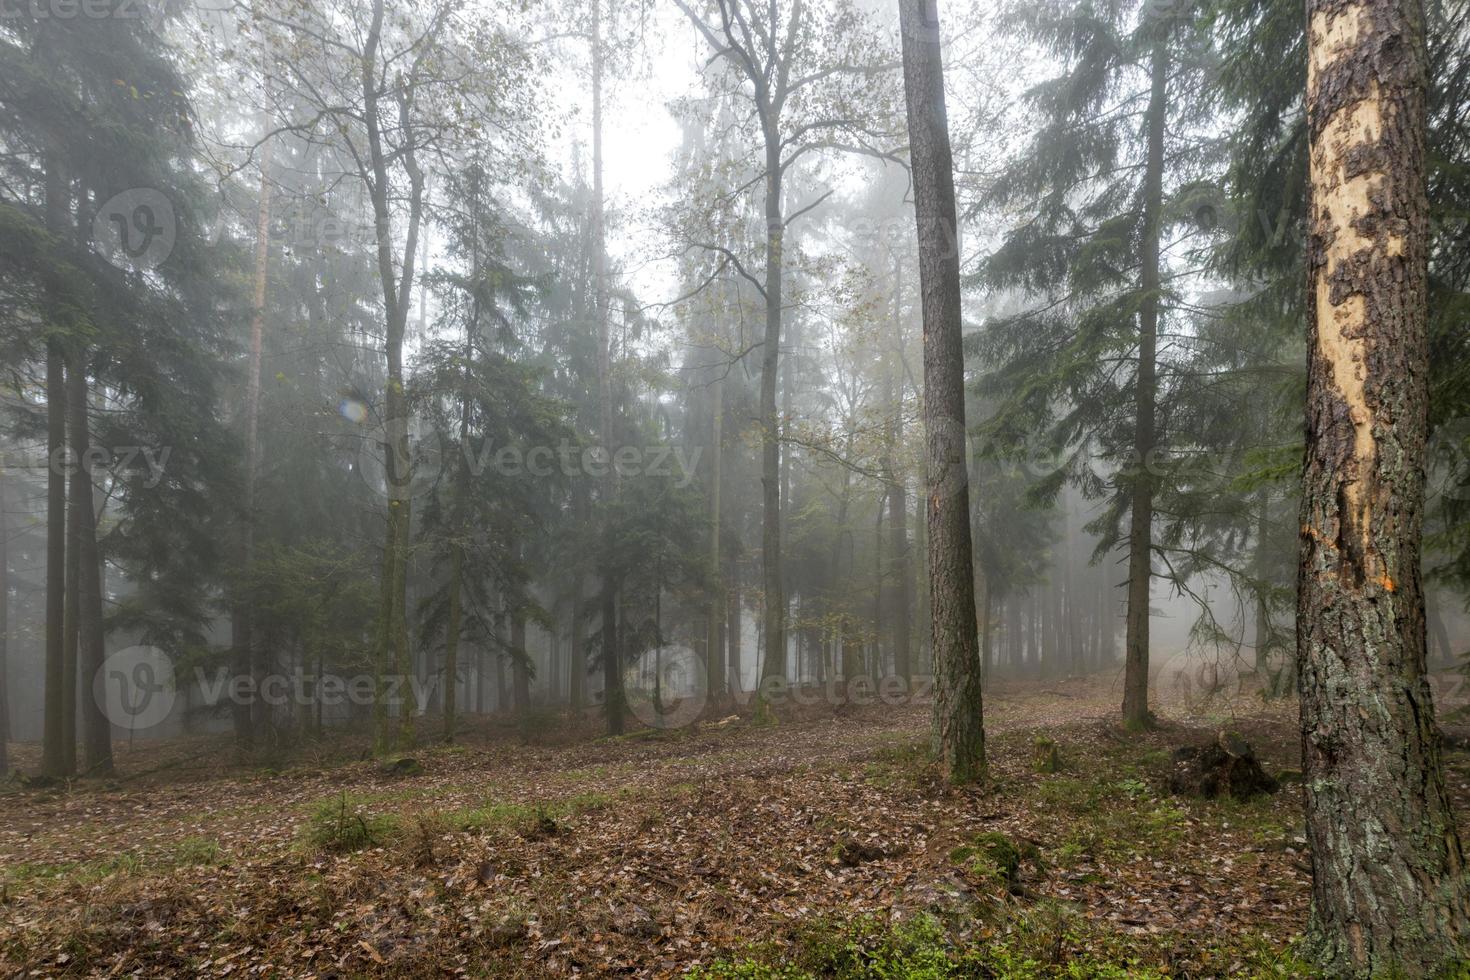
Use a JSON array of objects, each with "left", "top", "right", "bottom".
[
  {"left": 949, "top": 831, "right": 1040, "bottom": 889},
  {"left": 1033, "top": 736, "right": 1061, "bottom": 774}
]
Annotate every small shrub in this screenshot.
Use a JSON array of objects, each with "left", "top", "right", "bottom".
[{"left": 302, "top": 793, "right": 398, "bottom": 853}]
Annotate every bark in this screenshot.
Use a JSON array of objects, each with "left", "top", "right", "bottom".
[
  {"left": 0, "top": 471, "right": 9, "bottom": 776},
  {"left": 1121, "top": 39, "right": 1167, "bottom": 730},
  {"left": 476, "top": 645, "right": 488, "bottom": 714},
  {"left": 832, "top": 422, "right": 857, "bottom": 683},
  {"left": 233, "top": 124, "right": 271, "bottom": 747},
  {"left": 443, "top": 546, "right": 462, "bottom": 741},
  {"left": 496, "top": 654, "right": 508, "bottom": 714},
  {"left": 874, "top": 487, "right": 885, "bottom": 674},
  {"left": 727, "top": 563, "right": 741, "bottom": 696},
  {"left": 1008, "top": 595, "right": 1022, "bottom": 670},
  {"left": 1428, "top": 601, "right": 1451, "bottom": 664},
  {"left": 512, "top": 603, "right": 530, "bottom": 717},
  {"left": 1298, "top": 0, "right": 1470, "bottom": 972},
  {"left": 1252, "top": 488, "right": 1285, "bottom": 694},
  {"left": 61, "top": 353, "right": 79, "bottom": 768},
  {"left": 41, "top": 157, "right": 71, "bottom": 780},
  {"left": 570, "top": 489, "right": 589, "bottom": 713},
  {"left": 70, "top": 365, "right": 110, "bottom": 772},
  {"left": 569, "top": 590, "right": 586, "bottom": 711},
  {"left": 887, "top": 254, "right": 913, "bottom": 682},
  {"left": 978, "top": 573, "right": 991, "bottom": 676},
  {"left": 707, "top": 377, "right": 726, "bottom": 704},
  {"left": 361, "top": 0, "right": 425, "bottom": 753},
  {"left": 900, "top": 0, "right": 984, "bottom": 784},
  {"left": 591, "top": 0, "right": 624, "bottom": 736},
  {"left": 758, "top": 148, "right": 786, "bottom": 687}
]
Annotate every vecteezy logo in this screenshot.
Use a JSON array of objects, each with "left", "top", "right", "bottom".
[
  {"left": 625, "top": 647, "right": 708, "bottom": 730},
  {"left": 92, "top": 188, "right": 176, "bottom": 271},
  {"left": 356, "top": 415, "right": 446, "bottom": 503},
  {"left": 94, "top": 645, "right": 176, "bottom": 732}
]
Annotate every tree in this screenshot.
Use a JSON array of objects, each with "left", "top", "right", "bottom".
[
  {"left": 241, "top": 0, "right": 534, "bottom": 750},
  {"left": 230, "top": 121, "right": 273, "bottom": 749},
  {"left": 0, "top": 470, "right": 9, "bottom": 778},
  {"left": 1298, "top": 0, "right": 1470, "bottom": 972},
  {"left": 587, "top": 0, "right": 625, "bottom": 734},
  {"left": 899, "top": 0, "right": 984, "bottom": 784},
  {"left": 670, "top": 0, "right": 900, "bottom": 689},
  {"left": 40, "top": 164, "right": 69, "bottom": 780},
  {"left": 971, "top": 0, "right": 1222, "bottom": 728}
]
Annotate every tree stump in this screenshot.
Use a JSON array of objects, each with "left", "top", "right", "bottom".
[{"left": 1167, "top": 731, "right": 1278, "bottom": 801}]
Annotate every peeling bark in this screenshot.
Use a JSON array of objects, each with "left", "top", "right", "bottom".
[{"left": 1299, "top": 0, "right": 1470, "bottom": 973}]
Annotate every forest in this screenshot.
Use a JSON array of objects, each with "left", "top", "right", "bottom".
[{"left": 1, "top": 0, "right": 1468, "bottom": 974}]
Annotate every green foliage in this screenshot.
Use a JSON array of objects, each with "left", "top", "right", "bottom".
[
  {"left": 301, "top": 794, "right": 400, "bottom": 854},
  {"left": 687, "top": 911, "right": 1311, "bottom": 979}
]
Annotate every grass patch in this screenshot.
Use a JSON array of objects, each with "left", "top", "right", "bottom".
[
  {"left": 861, "top": 739, "right": 934, "bottom": 790},
  {"left": 300, "top": 793, "right": 400, "bottom": 853},
  {"left": 1030, "top": 764, "right": 1188, "bottom": 865},
  {"left": 2, "top": 852, "right": 146, "bottom": 895},
  {"left": 688, "top": 908, "right": 1313, "bottom": 979},
  {"left": 2, "top": 836, "right": 223, "bottom": 896},
  {"left": 173, "top": 835, "right": 223, "bottom": 866}
]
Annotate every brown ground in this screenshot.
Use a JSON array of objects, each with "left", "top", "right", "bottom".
[{"left": 2, "top": 669, "right": 1468, "bottom": 977}]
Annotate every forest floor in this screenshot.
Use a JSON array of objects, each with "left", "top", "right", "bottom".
[{"left": 3, "top": 669, "right": 1469, "bottom": 978}]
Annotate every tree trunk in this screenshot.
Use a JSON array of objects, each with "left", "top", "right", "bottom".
[
  {"left": 569, "top": 533, "right": 586, "bottom": 712},
  {"left": 978, "top": 573, "right": 992, "bottom": 676},
  {"left": 70, "top": 366, "right": 110, "bottom": 772},
  {"left": 707, "top": 377, "right": 725, "bottom": 705},
  {"left": 758, "top": 147, "right": 786, "bottom": 688},
  {"left": 61, "top": 354, "right": 80, "bottom": 769},
  {"left": 41, "top": 155, "right": 72, "bottom": 780},
  {"left": 512, "top": 604, "right": 530, "bottom": 717},
  {"left": 0, "top": 471, "right": 9, "bottom": 777},
  {"left": 443, "top": 545, "right": 462, "bottom": 742},
  {"left": 900, "top": 0, "right": 984, "bottom": 784},
  {"left": 1252, "top": 487, "right": 1278, "bottom": 690},
  {"left": 1121, "top": 39, "right": 1167, "bottom": 730},
  {"left": 233, "top": 126, "right": 271, "bottom": 748},
  {"left": 1428, "top": 600, "right": 1452, "bottom": 665},
  {"left": 887, "top": 254, "right": 913, "bottom": 682},
  {"left": 727, "top": 564, "right": 741, "bottom": 696},
  {"left": 1298, "top": 0, "right": 1470, "bottom": 972},
  {"left": 361, "top": 0, "right": 424, "bottom": 754},
  {"left": 591, "top": 0, "right": 624, "bottom": 736}
]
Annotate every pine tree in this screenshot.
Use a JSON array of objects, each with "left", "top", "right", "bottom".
[
  {"left": 972, "top": 0, "right": 1222, "bottom": 727},
  {"left": 1297, "top": 0, "right": 1470, "bottom": 971}
]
